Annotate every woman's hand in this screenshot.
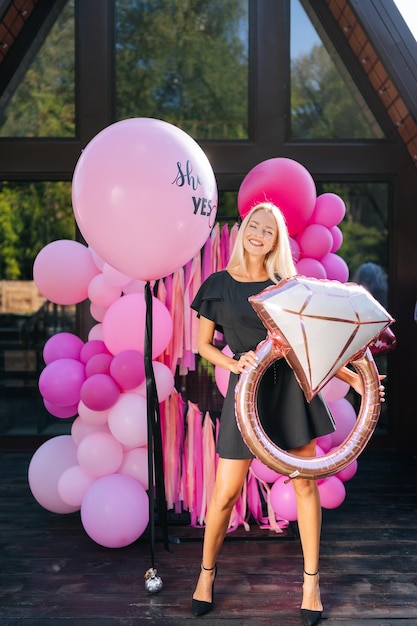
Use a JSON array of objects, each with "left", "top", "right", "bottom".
[
  {"left": 230, "top": 350, "right": 258, "bottom": 375},
  {"left": 349, "top": 371, "right": 386, "bottom": 402}
]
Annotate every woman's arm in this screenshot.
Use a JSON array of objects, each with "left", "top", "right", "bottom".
[
  {"left": 197, "top": 316, "right": 258, "bottom": 375},
  {"left": 335, "top": 365, "right": 385, "bottom": 400}
]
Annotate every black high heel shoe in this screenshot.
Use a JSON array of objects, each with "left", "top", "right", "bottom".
[
  {"left": 300, "top": 569, "right": 322, "bottom": 626},
  {"left": 191, "top": 563, "right": 217, "bottom": 617}
]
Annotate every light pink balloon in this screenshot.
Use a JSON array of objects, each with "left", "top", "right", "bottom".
[
  {"left": 321, "top": 377, "right": 349, "bottom": 402},
  {"left": 77, "top": 431, "right": 123, "bottom": 477},
  {"left": 71, "top": 417, "right": 110, "bottom": 446},
  {"left": 237, "top": 158, "right": 317, "bottom": 235},
  {"left": 102, "top": 263, "right": 133, "bottom": 287},
  {"left": 80, "top": 373, "right": 120, "bottom": 411},
  {"left": 107, "top": 393, "right": 148, "bottom": 447},
  {"left": 119, "top": 447, "right": 149, "bottom": 489},
  {"left": 81, "top": 474, "right": 149, "bottom": 548},
  {"left": 43, "top": 332, "right": 84, "bottom": 364},
  {"left": 321, "top": 253, "right": 349, "bottom": 282},
  {"left": 102, "top": 292, "right": 172, "bottom": 358},
  {"left": 296, "top": 257, "right": 327, "bottom": 279},
  {"left": 33, "top": 240, "right": 99, "bottom": 305},
  {"left": 88, "top": 324, "right": 104, "bottom": 341},
  {"left": 214, "top": 345, "right": 233, "bottom": 397},
  {"left": 123, "top": 279, "right": 147, "bottom": 294},
  {"left": 328, "top": 398, "right": 357, "bottom": 447},
  {"left": 58, "top": 465, "right": 95, "bottom": 507},
  {"left": 79, "top": 340, "right": 110, "bottom": 364},
  {"left": 317, "top": 433, "right": 333, "bottom": 453},
  {"left": 330, "top": 225, "right": 343, "bottom": 252},
  {"left": 251, "top": 458, "right": 281, "bottom": 483},
  {"left": 110, "top": 350, "right": 145, "bottom": 390},
  {"left": 28, "top": 435, "right": 80, "bottom": 514},
  {"left": 318, "top": 475, "right": 346, "bottom": 508},
  {"left": 43, "top": 399, "right": 78, "bottom": 419},
  {"left": 90, "top": 302, "right": 108, "bottom": 322},
  {"left": 39, "top": 358, "right": 86, "bottom": 407},
  {"left": 72, "top": 118, "right": 218, "bottom": 281},
  {"left": 88, "top": 273, "right": 122, "bottom": 309},
  {"left": 85, "top": 353, "right": 113, "bottom": 377},
  {"left": 135, "top": 361, "right": 175, "bottom": 402},
  {"left": 311, "top": 193, "right": 346, "bottom": 228},
  {"left": 77, "top": 400, "right": 109, "bottom": 426},
  {"left": 296, "top": 224, "right": 333, "bottom": 260},
  {"left": 270, "top": 475, "right": 298, "bottom": 521}
]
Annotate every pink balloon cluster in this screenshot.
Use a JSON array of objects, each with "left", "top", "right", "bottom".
[{"left": 237, "top": 159, "right": 349, "bottom": 283}]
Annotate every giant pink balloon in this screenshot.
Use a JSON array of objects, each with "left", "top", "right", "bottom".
[
  {"left": 33, "top": 240, "right": 99, "bottom": 305},
  {"left": 102, "top": 292, "right": 172, "bottom": 358},
  {"left": 72, "top": 118, "right": 218, "bottom": 281},
  {"left": 237, "top": 158, "right": 317, "bottom": 235}
]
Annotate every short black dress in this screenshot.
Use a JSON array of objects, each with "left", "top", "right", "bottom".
[{"left": 191, "top": 270, "right": 335, "bottom": 459}]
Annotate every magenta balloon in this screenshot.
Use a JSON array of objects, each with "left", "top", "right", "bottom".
[
  {"left": 81, "top": 474, "right": 149, "bottom": 548},
  {"left": 270, "top": 475, "right": 298, "bottom": 521},
  {"left": 85, "top": 353, "right": 113, "bottom": 377},
  {"left": 296, "top": 257, "right": 327, "bottom": 279},
  {"left": 251, "top": 458, "right": 281, "bottom": 483},
  {"left": 330, "top": 225, "right": 343, "bottom": 252},
  {"left": 296, "top": 224, "right": 333, "bottom": 260},
  {"left": 80, "top": 373, "right": 120, "bottom": 411},
  {"left": 335, "top": 458, "right": 358, "bottom": 482},
  {"left": 33, "top": 240, "right": 99, "bottom": 305},
  {"left": 43, "top": 399, "right": 78, "bottom": 419},
  {"left": 28, "top": 435, "right": 80, "bottom": 514},
  {"left": 79, "top": 340, "right": 110, "bottom": 364},
  {"left": 110, "top": 350, "right": 145, "bottom": 390},
  {"left": 39, "top": 358, "right": 86, "bottom": 407},
  {"left": 311, "top": 193, "right": 346, "bottom": 228},
  {"left": 237, "top": 158, "right": 317, "bottom": 235},
  {"left": 318, "top": 475, "right": 346, "bottom": 509},
  {"left": 43, "top": 332, "right": 84, "bottom": 364},
  {"left": 102, "top": 292, "right": 172, "bottom": 358},
  {"left": 72, "top": 118, "right": 218, "bottom": 281},
  {"left": 321, "top": 253, "right": 349, "bottom": 282},
  {"left": 289, "top": 237, "right": 300, "bottom": 262}
]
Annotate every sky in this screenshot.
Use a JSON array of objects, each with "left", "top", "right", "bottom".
[{"left": 393, "top": 0, "right": 417, "bottom": 39}]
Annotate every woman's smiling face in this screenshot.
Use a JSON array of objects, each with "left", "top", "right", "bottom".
[{"left": 243, "top": 209, "right": 278, "bottom": 257}]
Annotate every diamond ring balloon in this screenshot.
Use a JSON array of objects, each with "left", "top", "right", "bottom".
[{"left": 235, "top": 276, "right": 394, "bottom": 479}]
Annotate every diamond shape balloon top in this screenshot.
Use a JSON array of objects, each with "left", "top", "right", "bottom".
[{"left": 249, "top": 276, "right": 394, "bottom": 401}]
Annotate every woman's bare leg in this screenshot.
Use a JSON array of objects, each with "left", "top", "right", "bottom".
[
  {"left": 290, "top": 440, "right": 323, "bottom": 612},
  {"left": 192, "top": 457, "right": 252, "bottom": 602}
]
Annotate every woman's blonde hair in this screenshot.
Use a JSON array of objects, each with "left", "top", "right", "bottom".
[{"left": 226, "top": 202, "right": 297, "bottom": 283}]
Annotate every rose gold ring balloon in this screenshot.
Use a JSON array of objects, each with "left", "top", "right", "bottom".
[
  {"left": 235, "top": 338, "right": 380, "bottom": 479},
  {"left": 234, "top": 276, "right": 394, "bottom": 480}
]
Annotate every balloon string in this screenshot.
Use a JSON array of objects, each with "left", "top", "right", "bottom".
[{"left": 144, "top": 281, "right": 170, "bottom": 564}]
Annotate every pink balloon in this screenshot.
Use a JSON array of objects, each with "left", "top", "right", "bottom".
[
  {"left": 90, "top": 302, "right": 108, "bottom": 322},
  {"left": 110, "top": 350, "right": 145, "bottom": 390},
  {"left": 296, "top": 224, "right": 333, "bottom": 260},
  {"left": 71, "top": 417, "right": 110, "bottom": 446},
  {"left": 289, "top": 237, "right": 300, "bottom": 262},
  {"left": 72, "top": 118, "right": 218, "bottom": 281},
  {"left": 88, "top": 274, "right": 122, "bottom": 308},
  {"left": 318, "top": 475, "right": 346, "bottom": 509},
  {"left": 102, "top": 263, "right": 133, "bottom": 287},
  {"left": 102, "top": 292, "right": 172, "bottom": 358},
  {"left": 78, "top": 400, "right": 109, "bottom": 426},
  {"left": 80, "top": 373, "right": 120, "bottom": 411},
  {"left": 81, "top": 474, "right": 149, "bottom": 548},
  {"left": 321, "top": 377, "right": 349, "bottom": 402},
  {"left": 28, "top": 435, "right": 80, "bottom": 514},
  {"left": 39, "top": 358, "right": 86, "bottom": 407},
  {"left": 43, "top": 399, "right": 78, "bottom": 419},
  {"left": 88, "top": 324, "right": 104, "bottom": 341},
  {"left": 311, "top": 193, "right": 346, "bottom": 228},
  {"left": 214, "top": 345, "right": 233, "bottom": 397},
  {"left": 321, "top": 253, "right": 349, "bottom": 282},
  {"left": 85, "top": 353, "right": 113, "bottom": 377},
  {"left": 133, "top": 361, "right": 175, "bottom": 402},
  {"left": 123, "top": 279, "right": 147, "bottom": 294},
  {"left": 237, "top": 158, "right": 317, "bottom": 235},
  {"left": 251, "top": 458, "right": 281, "bottom": 483},
  {"left": 270, "top": 475, "right": 298, "bottom": 521},
  {"left": 336, "top": 458, "right": 358, "bottom": 482},
  {"left": 33, "top": 240, "right": 99, "bottom": 305},
  {"left": 317, "top": 433, "right": 332, "bottom": 453},
  {"left": 43, "top": 332, "right": 84, "bottom": 364},
  {"left": 107, "top": 393, "right": 148, "bottom": 447},
  {"left": 328, "top": 398, "right": 357, "bottom": 446},
  {"left": 119, "top": 447, "right": 149, "bottom": 489},
  {"left": 296, "top": 257, "right": 327, "bottom": 279},
  {"left": 79, "top": 340, "right": 110, "bottom": 364},
  {"left": 77, "top": 431, "right": 123, "bottom": 477},
  {"left": 330, "top": 226, "right": 343, "bottom": 252},
  {"left": 58, "top": 465, "right": 95, "bottom": 507}
]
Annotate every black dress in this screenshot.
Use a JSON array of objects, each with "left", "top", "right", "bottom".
[{"left": 191, "top": 270, "right": 335, "bottom": 460}]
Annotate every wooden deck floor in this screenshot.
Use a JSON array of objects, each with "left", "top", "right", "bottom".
[{"left": 1, "top": 447, "right": 417, "bottom": 625}]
